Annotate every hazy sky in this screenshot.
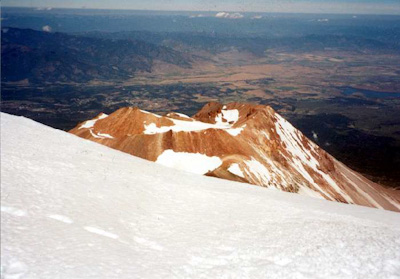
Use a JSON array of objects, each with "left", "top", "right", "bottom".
[{"left": 4, "top": 0, "right": 400, "bottom": 14}]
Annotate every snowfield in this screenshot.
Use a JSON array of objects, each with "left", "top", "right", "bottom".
[{"left": 1, "top": 113, "right": 400, "bottom": 279}]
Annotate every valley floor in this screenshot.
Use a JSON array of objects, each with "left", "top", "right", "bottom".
[{"left": 3, "top": 50, "right": 400, "bottom": 187}]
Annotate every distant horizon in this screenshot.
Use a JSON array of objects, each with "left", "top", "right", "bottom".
[
  {"left": 3, "top": 5, "right": 400, "bottom": 16},
  {"left": 3, "top": 0, "right": 400, "bottom": 16}
]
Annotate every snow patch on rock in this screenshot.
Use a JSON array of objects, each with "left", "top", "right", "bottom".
[
  {"left": 222, "top": 109, "right": 239, "bottom": 123},
  {"left": 274, "top": 114, "right": 352, "bottom": 202},
  {"left": 143, "top": 123, "right": 171, "bottom": 134},
  {"left": 140, "top": 110, "right": 161, "bottom": 118},
  {"left": 228, "top": 163, "right": 245, "bottom": 178},
  {"left": 79, "top": 113, "right": 108, "bottom": 129},
  {"left": 174, "top": 113, "right": 190, "bottom": 119},
  {"left": 156, "top": 150, "right": 222, "bottom": 174},
  {"left": 215, "top": 109, "right": 239, "bottom": 124},
  {"left": 226, "top": 125, "right": 246, "bottom": 136},
  {"left": 244, "top": 159, "right": 273, "bottom": 186},
  {"left": 298, "top": 186, "right": 324, "bottom": 199},
  {"left": 143, "top": 110, "right": 244, "bottom": 136},
  {"left": 89, "top": 129, "right": 114, "bottom": 139}
]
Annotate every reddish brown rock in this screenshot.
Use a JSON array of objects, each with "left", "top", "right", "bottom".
[{"left": 69, "top": 102, "right": 400, "bottom": 212}]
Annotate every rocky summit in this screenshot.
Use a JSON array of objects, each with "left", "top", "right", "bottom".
[{"left": 70, "top": 102, "right": 400, "bottom": 211}]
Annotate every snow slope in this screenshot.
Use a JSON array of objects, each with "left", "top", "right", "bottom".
[{"left": 2, "top": 112, "right": 400, "bottom": 279}]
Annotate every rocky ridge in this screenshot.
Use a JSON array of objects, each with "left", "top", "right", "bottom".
[{"left": 69, "top": 102, "right": 400, "bottom": 211}]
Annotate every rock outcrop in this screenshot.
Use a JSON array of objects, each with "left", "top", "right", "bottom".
[{"left": 70, "top": 102, "right": 400, "bottom": 211}]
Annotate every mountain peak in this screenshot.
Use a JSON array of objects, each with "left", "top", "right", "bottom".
[
  {"left": 69, "top": 102, "right": 400, "bottom": 211},
  {"left": 192, "top": 101, "right": 270, "bottom": 125}
]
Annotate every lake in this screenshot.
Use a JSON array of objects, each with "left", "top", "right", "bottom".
[{"left": 341, "top": 87, "right": 400, "bottom": 99}]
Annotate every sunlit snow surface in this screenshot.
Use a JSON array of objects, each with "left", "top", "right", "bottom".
[
  {"left": 156, "top": 150, "right": 222, "bottom": 174},
  {"left": 2, "top": 113, "right": 400, "bottom": 279}
]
